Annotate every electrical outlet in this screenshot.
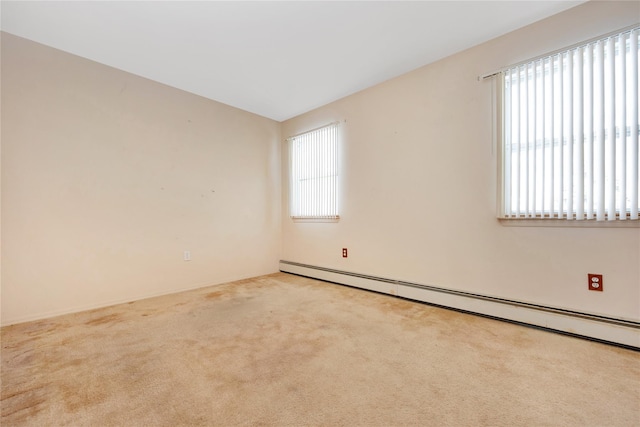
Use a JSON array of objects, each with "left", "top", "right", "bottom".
[
  {"left": 184, "top": 250, "right": 191, "bottom": 261},
  {"left": 588, "top": 274, "right": 603, "bottom": 291},
  {"left": 342, "top": 248, "right": 348, "bottom": 258}
]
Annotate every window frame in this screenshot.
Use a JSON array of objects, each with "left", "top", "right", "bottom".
[
  {"left": 496, "top": 25, "right": 639, "bottom": 225},
  {"left": 287, "top": 122, "right": 340, "bottom": 221}
]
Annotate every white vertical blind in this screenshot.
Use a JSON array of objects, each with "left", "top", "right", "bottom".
[
  {"left": 289, "top": 123, "right": 339, "bottom": 219},
  {"left": 503, "top": 27, "right": 640, "bottom": 221},
  {"left": 631, "top": 30, "right": 639, "bottom": 220},
  {"left": 576, "top": 48, "right": 584, "bottom": 220}
]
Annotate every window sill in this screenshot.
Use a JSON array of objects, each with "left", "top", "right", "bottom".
[
  {"left": 291, "top": 216, "right": 340, "bottom": 223},
  {"left": 498, "top": 218, "right": 639, "bottom": 228}
]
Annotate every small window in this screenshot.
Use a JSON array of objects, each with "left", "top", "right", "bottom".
[
  {"left": 288, "top": 123, "right": 339, "bottom": 219},
  {"left": 501, "top": 27, "right": 639, "bottom": 221}
]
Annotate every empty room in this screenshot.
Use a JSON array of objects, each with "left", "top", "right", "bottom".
[{"left": 1, "top": 1, "right": 639, "bottom": 426}]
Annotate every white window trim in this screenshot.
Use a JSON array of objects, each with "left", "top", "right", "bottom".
[
  {"left": 490, "top": 25, "right": 640, "bottom": 227},
  {"left": 287, "top": 122, "right": 340, "bottom": 221}
]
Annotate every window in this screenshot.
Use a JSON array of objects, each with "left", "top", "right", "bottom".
[
  {"left": 288, "top": 122, "right": 339, "bottom": 219},
  {"left": 501, "top": 27, "right": 639, "bottom": 221}
]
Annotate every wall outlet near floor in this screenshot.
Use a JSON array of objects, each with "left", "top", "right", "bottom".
[
  {"left": 184, "top": 250, "right": 191, "bottom": 261},
  {"left": 588, "top": 274, "right": 603, "bottom": 291},
  {"left": 342, "top": 248, "right": 348, "bottom": 258}
]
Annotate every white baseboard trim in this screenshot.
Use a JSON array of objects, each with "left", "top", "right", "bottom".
[{"left": 280, "top": 260, "right": 640, "bottom": 349}]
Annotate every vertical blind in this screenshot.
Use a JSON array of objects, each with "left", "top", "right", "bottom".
[
  {"left": 503, "top": 27, "right": 639, "bottom": 220},
  {"left": 289, "top": 122, "right": 339, "bottom": 219}
]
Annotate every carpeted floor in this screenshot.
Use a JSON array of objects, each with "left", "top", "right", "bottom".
[{"left": 1, "top": 272, "right": 639, "bottom": 426}]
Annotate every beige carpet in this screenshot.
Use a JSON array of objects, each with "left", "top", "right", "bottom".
[{"left": 1, "top": 272, "right": 639, "bottom": 426}]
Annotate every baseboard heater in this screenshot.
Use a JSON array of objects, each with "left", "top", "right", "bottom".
[{"left": 279, "top": 260, "right": 640, "bottom": 350}]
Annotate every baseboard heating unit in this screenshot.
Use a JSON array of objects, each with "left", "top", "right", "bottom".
[{"left": 279, "top": 260, "right": 640, "bottom": 350}]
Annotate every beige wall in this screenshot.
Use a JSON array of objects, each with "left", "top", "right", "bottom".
[
  {"left": 1, "top": 33, "right": 281, "bottom": 324},
  {"left": 281, "top": 1, "right": 640, "bottom": 321},
  {"left": 2, "top": 1, "right": 638, "bottom": 326}
]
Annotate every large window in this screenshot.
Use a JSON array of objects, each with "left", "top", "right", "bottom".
[
  {"left": 288, "top": 122, "right": 339, "bottom": 219},
  {"left": 501, "top": 26, "right": 639, "bottom": 221}
]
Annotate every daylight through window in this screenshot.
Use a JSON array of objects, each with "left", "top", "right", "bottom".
[
  {"left": 502, "top": 27, "right": 639, "bottom": 221},
  {"left": 288, "top": 123, "right": 339, "bottom": 219}
]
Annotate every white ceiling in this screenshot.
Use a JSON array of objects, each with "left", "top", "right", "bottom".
[{"left": 1, "top": 1, "right": 585, "bottom": 121}]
